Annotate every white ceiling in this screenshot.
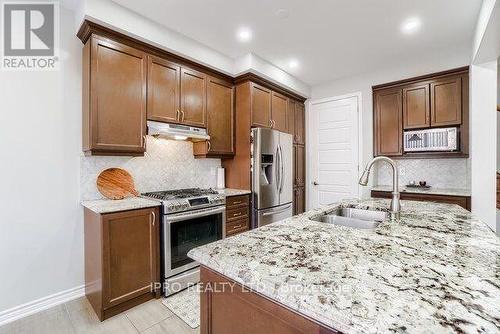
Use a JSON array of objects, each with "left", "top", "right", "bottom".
[{"left": 111, "top": 0, "right": 482, "bottom": 86}]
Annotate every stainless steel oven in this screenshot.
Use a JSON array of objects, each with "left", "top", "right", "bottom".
[{"left": 162, "top": 205, "right": 225, "bottom": 295}]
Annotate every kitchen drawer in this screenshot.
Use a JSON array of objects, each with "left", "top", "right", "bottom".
[
  {"left": 226, "top": 218, "right": 249, "bottom": 236},
  {"left": 226, "top": 206, "right": 249, "bottom": 222},
  {"left": 226, "top": 194, "right": 249, "bottom": 208}
]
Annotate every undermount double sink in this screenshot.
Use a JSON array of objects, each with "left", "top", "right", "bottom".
[{"left": 312, "top": 208, "right": 389, "bottom": 230}]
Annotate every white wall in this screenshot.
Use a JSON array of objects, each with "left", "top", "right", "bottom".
[
  {"left": 0, "top": 6, "right": 83, "bottom": 317},
  {"left": 470, "top": 61, "right": 497, "bottom": 231},
  {"left": 310, "top": 51, "right": 470, "bottom": 199}
]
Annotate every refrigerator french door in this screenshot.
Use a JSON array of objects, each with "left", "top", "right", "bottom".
[{"left": 251, "top": 128, "right": 293, "bottom": 228}]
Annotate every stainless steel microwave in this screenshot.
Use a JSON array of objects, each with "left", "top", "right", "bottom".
[{"left": 403, "top": 127, "right": 458, "bottom": 152}]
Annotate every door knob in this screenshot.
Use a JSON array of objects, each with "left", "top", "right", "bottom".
[{"left": 313, "top": 181, "right": 319, "bottom": 186}]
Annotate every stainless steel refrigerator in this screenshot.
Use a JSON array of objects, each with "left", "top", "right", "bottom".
[{"left": 251, "top": 128, "right": 293, "bottom": 228}]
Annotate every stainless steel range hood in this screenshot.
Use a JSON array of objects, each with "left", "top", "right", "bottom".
[{"left": 147, "top": 121, "right": 210, "bottom": 142}]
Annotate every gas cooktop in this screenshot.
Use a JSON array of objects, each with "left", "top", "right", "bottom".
[{"left": 142, "top": 188, "right": 224, "bottom": 214}]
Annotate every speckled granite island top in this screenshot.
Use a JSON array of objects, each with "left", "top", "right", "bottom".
[{"left": 188, "top": 199, "right": 500, "bottom": 334}]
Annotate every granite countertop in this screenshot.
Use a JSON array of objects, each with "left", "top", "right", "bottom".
[
  {"left": 81, "top": 197, "right": 161, "bottom": 214},
  {"left": 82, "top": 188, "right": 251, "bottom": 213},
  {"left": 372, "top": 185, "right": 471, "bottom": 197},
  {"left": 188, "top": 199, "right": 500, "bottom": 333},
  {"left": 216, "top": 188, "right": 252, "bottom": 197}
]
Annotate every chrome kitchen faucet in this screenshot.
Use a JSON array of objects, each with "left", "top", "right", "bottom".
[{"left": 359, "top": 156, "right": 400, "bottom": 220}]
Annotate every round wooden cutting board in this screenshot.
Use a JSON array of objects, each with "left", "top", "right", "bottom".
[{"left": 96, "top": 168, "right": 139, "bottom": 200}]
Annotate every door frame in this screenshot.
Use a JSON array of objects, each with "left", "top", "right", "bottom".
[{"left": 306, "top": 92, "right": 363, "bottom": 210}]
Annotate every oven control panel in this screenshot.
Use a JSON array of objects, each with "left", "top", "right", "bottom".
[{"left": 164, "top": 195, "right": 226, "bottom": 214}]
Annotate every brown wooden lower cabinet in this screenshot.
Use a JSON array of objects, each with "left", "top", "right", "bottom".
[
  {"left": 200, "top": 267, "right": 338, "bottom": 334},
  {"left": 371, "top": 191, "right": 471, "bottom": 211},
  {"left": 225, "top": 194, "right": 250, "bottom": 236},
  {"left": 84, "top": 207, "right": 161, "bottom": 321}
]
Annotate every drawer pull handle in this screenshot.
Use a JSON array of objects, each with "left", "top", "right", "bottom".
[
  {"left": 232, "top": 201, "right": 242, "bottom": 204},
  {"left": 233, "top": 212, "right": 241, "bottom": 217},
  {"left": 232, "top": 225, "right": 242, "bottom": 229}
]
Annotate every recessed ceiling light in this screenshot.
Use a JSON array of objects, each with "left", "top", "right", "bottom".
[
  {"left": 401, "top": 17, "right": 422, "bottom": 34},
  {"left": 288, "top": 59, "right": 299, "bottom": 69},
  {"left": 236, "top": 27, "right": 252, "bottom": 42}
]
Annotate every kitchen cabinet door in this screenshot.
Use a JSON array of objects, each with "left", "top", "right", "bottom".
[
  {"left": 195, "top": 76, "right": 234, "bottom": 157},
  {"left": 294, "top": 102, "right": 305, "bottom": 145},
  {"left": 147, "top": 56, "right": 181, "bottom": 124},
  {"left": 294, "top": 144, "right": 305, "bottom": 187},
  {"left": 251, "top": 83, "right": 272, "bottom": 128},
  {"left": 85, "top": 36, "right": 147, "bottom": 156},
  {"left": 101, "top": 207, "right": 159, "bottom": 310},
  {"left": 294, "top": 187, "right": 305, "bottom": 215},
  {"left": 271, "top": 91, "right": 288, "bottom": 132},
  {"left": 180, "top": 67, "right": 207, "bottom": 127},
  {"left": 287, "top": 99, "right": 296, "bottom": 137},
  {"left": 403, "top": 83, "right": 429, "bottom": 129},
  {"left": 374, "top": 88, "right": 403, "bottom": 156},
  {"left": 430, "top": 76, "right": 462, "bottom": 127}
]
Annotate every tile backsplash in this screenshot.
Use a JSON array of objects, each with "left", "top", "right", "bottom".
[
  {"left": 80, "top": 136, "right": 221, "bottom": 200},
  {"left": 374, "top": 158, "right": 470, "bottom": 189}
]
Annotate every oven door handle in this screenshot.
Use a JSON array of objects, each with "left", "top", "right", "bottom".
[{"left": 165, "top": 206, "right": 226, "bottom": 223}]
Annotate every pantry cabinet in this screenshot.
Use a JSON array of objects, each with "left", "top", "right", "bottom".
[
  {"left": 84, "top": 206, "right": 160, "bottom": 321},
  {"left": 294, "top": 102, "right": 305, "bottom": 145},
  {"left": 294, "top": 187, "right": 305, "bottom": 215},
  {"left": 82, "top": 35, "right": 147, "bottom": 156},
  {"left": 373, "top": 67, "right": 469, "bottom": 158}
]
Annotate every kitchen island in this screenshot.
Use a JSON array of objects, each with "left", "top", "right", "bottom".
[{"left": 188, "top": 199, "right": 500, "bottom": 334}]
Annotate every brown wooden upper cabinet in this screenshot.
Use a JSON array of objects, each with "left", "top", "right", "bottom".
[
  {"left": 83, "top": 35, "right": 147, "bottom": 156},
  {"left": 147, "top": 56, "right": 206, "bottom": 128},
  {"left": 374, "top": 88, "right": 403, "bottom": 156},
  {"left": 430, "top": 75, "right": 462, "bottom": 126},
  {"left": 194, "top": 76, "right": 234, "bottom": 157},
  {"left": 147, "top": 56, "right": 180, "bottom": 124},
  {"left": 271, "top": 91, "right": 288, "bottom": 132},
  {"left": 251, "top": 83, "right": 272, "bottom": 128},
  {"left": 294, "top": 102, "right": 305, "bottom": 144},
  {"left": 403, "top": 82, "right": 430, "bottom": 129},
  {"left": 373, "top": 67, "right": 468, "bottom": 158},
  {"left": 250, "top": 82, "right": 292, "bottom": 131}
]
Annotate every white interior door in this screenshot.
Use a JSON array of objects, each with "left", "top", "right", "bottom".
[{"left": 309, "top": 94, "right": 360, "bottom": 208}]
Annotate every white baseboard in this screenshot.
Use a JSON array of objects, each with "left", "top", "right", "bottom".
[{"left": 0, "top": 285, "right": 85, "bottom": 327}]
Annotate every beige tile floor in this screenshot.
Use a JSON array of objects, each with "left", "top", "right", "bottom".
[{"left": 0, "top": 297, "right": 199, "bottom": 334}]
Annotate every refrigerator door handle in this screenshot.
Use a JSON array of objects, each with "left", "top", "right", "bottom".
[
  {"left": 279, "top": 144, "right": 284, "bottom": 193},
  {"left": 262, "top": 204, "right": 293, "bottom": 216},
  {"left": 275, "top": 145, "right": 281, "bottom": 192}
]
